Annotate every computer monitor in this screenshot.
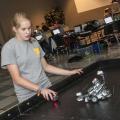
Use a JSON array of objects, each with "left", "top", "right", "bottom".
[
  {"left": 52, "top": 29, "right": 61, "bottom": 35},
  {"left": 74, "top": 26, "right": 81, "bottom": 33},
  {"left": 81, "top": 24, "right": 87, "bottom": 32},
  {"left": 104, "top": 16, "right": 113, "bottom": 24},
  {"left": 35, "top": 35, "right": 43, "bottom": 41}
]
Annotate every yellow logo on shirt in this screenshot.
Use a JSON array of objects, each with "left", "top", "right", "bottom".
[{"left": 33, "top": 48, "right": 40, "bottom": 57}]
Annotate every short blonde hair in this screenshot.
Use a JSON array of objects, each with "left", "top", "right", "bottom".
[{"left": 11, "top": 12, "right": 31, "bottom": 28}]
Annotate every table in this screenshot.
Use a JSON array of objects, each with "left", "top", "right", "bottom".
[{"left": 1, "top": 59, "right": 120, "bottom": 120}]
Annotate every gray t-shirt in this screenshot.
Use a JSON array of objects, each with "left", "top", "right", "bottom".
[{"left": 1, "top": 37, "right": 51, "bottom": 103}]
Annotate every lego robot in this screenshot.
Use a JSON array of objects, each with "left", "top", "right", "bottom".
[{"left": 76, "top": 70, "right": 112, "bottom": 103}]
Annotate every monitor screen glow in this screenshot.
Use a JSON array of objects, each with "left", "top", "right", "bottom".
[
  {"left": 53, "top": 29, "right": 61, "bottom": 35},
  {"left": 35, "top": 35, "right": 43, "bottom": 41},
  {"left": 81, "top": 24, "right": 87, "bottom": 32},
  {"left": 74, "top": 26, "right": 81, "bottom": 33},
  {"left": 104, "top": 17, "right": 113, "bottom": 24}
]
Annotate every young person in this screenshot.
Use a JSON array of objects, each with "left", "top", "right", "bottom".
[{"left": 1, "top": 12, "right": 83, "bottom": 103}]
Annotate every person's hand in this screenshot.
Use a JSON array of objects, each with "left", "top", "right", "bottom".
[
  {"left": 69, "top": 68, "right": 83, "bottom": 75},
  {"left": 38, "top": 88, "right": 57, "bottom": 101}
]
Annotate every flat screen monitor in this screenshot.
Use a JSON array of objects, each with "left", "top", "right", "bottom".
[
  {"left": 74, "top": 26, "right": 81, "bottom": 33},
  {"left": 81, "top": 24, "right": 87, "bottom": 32},
  {"left": 35, "top": 35, "right": 43, "bottom": 41},
  {"left": 52, "top": 29, "right": 61, "bottom": 35},
  {"left": 104, "top": 17, "right": 113, "bottom": 24}
]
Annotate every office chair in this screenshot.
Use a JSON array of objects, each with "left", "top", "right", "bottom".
[
  {"left": 103, "top": 23, "right": 117, "bottom": 46},
  {"left": 113, "top": 20, "right": 120, "bottom": 32},
  {"left": 113, "top": 20, "right": 120, "bottom": 44},
  {"left": 51, "top": 35, "right": 67, "bottom": 55}
]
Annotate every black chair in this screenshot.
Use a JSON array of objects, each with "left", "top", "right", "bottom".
[
  {"left": 52, "top": 34, "right": 64, "bottom": 46},
  {"left": 113, "top": 20, "right": 120, "bottom": 44},
  {"left": 103, "top": 23, "right": 117, "bottom": 45},
  {"left": 113, "top": 20, "right": 120, "bottom": 34},
  {"left": 51, "top": 35, "right": 67, "bottom": 55},
  {"left": 104, "top": 23, "right": 113, "bottom": 35}
]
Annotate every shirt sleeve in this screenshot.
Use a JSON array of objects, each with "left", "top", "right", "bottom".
[
  {"left": 1, "top": 44, "right": 17, "bottom": 69},
  {"left": 40, "top": 45, "right": 45, "bottom": 58}
]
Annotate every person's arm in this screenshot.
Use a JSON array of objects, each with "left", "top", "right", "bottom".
[
  {"left": 7, "top": 64, "right": 56, "bottom": 100},
  {"left": 7, "top": 64, "right": 39, "bottom": 91},
  {"left": 41, "top": 57, "right": 83, "bottom": 75}
]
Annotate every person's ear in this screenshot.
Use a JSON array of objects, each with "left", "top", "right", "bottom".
[{"left": 12, "top": 26, "right": 17, "bottom": 33}]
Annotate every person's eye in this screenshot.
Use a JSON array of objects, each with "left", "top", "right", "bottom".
[{"left": 22, "top": 28, "right": 26, "bottom": 31}]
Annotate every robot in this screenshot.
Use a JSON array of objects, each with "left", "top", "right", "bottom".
[{"left": 76, "top": 70, "right": 112, "bottom": 103}]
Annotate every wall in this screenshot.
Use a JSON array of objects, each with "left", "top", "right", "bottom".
[
  {"left": 0, "top": 0, "right": 57, "bottom": 43},
  {"left": 74, "top": 0, "right": 111, "bottom": 13},
  {"left": 0, "top": 0, "right": 112, "bottom": 43},
  {"left": 62, "top": 0, "right": 112, "bottom": 27}
]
